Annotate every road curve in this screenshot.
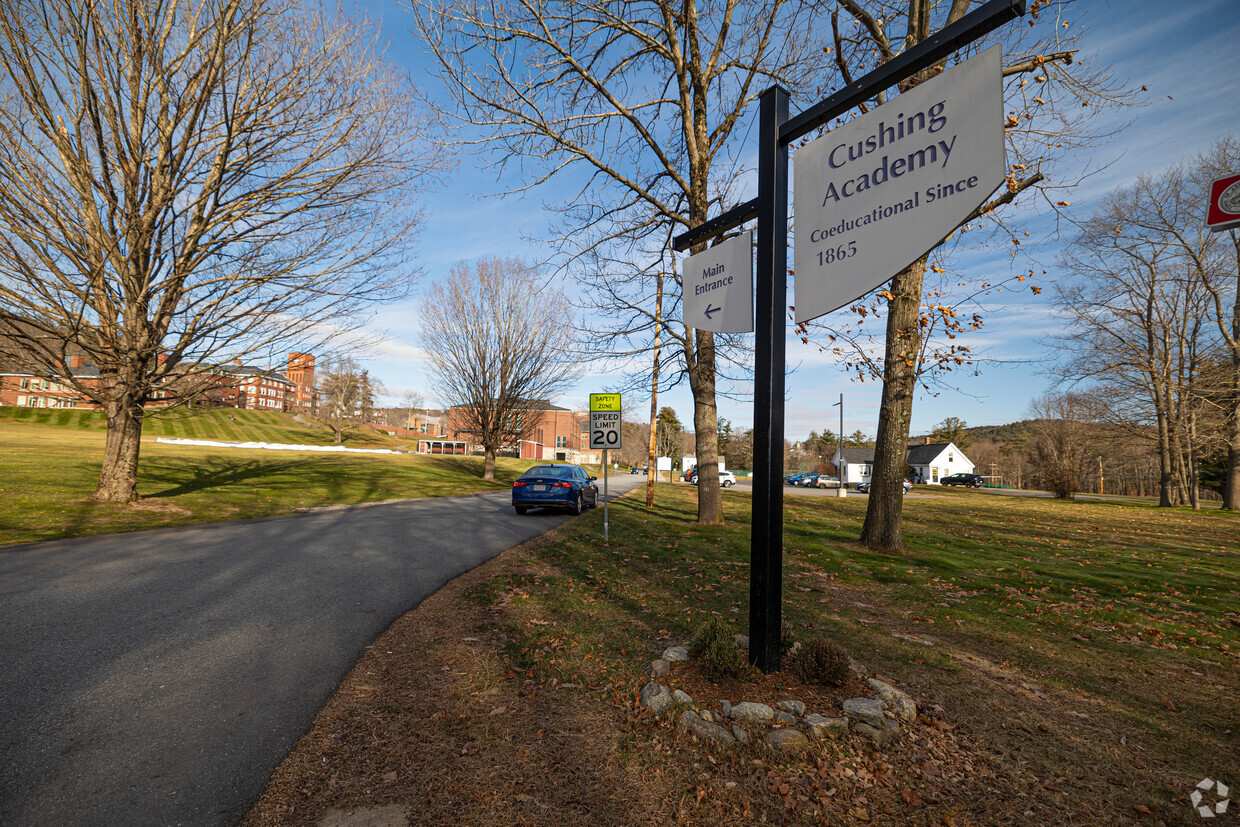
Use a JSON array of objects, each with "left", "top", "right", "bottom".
[{"left": 0, "top": 477, "right": 641, "bottom": 827}]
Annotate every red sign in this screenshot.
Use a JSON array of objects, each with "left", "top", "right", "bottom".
[{"left": 1207, "top": 171, "right": 1240, "bottom": 232}]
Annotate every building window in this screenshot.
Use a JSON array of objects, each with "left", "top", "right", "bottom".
[
  {"left": 19, "top": 378, "right": 30, "bottom": 389},
  {"left": 931, "top": 467, "right": 939, "bottom": 482},
  {"left": 862, "top": 464, "right": 872, "bottom": 477},
  {"left": 556, "top": 436, "right": 567, "bottom": 448}
]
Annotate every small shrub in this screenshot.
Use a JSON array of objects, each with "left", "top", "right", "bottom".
[
  {"left": 689, "top": 617, "right": 747, "bottom": 683},
  {"left": 790, "top": 638, "right": 851, "bottom": 687}
]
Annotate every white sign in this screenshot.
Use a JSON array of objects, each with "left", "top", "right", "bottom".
[
  {"left": 682, "top": 230, "right": 754, "bottom": 332},
  {"left": 793, "top": 46, "right": 1005, "bottom": 323},
  {"left": 588, "top": 410, "right": 622, "bottom": 449}
]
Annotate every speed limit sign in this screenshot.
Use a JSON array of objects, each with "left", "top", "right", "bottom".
[{"left": 589, "top": 393, "right": 622, "bottom": 450}]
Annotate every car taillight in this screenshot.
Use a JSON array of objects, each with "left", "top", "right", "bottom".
[
  {"left": 513, "top": 481, "right": 527, "bottom": 487},
  {"left": 553, "top": 482, "right": 572, "bottom": 488}
]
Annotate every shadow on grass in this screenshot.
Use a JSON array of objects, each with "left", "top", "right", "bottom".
[{"left": 139, "top": 455, "right": 383, "bottom": 504}]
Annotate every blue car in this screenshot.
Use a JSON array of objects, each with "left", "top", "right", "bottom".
[{"left": 512, "top": 464, "right": 599, "bottom": 515}]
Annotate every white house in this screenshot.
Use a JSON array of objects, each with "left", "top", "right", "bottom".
[
  {"left": 834, "top": 440, "right": 974, "bottom": 487},
  {"left": 905, "top": 440, "right": 975, "bottom": 484}
]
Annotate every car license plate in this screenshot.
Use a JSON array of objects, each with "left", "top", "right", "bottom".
[{"left": 533, "top": 484, "right": 548, "bottom": 491}]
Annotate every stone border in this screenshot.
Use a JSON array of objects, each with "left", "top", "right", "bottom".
[{"left": 639, "top": 642, "right": 918, "bottom": 752}]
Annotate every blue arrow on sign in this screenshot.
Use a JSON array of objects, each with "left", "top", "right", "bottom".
[{"left": 704, "top": 303, "right": 720, "bottom": 319}]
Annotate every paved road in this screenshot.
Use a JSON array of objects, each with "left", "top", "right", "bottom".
[{"left": 0, "top": 477, "right": 641, "bottom": 827}]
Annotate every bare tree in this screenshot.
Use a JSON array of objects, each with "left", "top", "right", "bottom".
[
  {"left": 804, "top": 0, "right": 1140, "bottom": 549},
  {"left": 1026, "top": 392, "right": 1098, "bottom": 498},
  {"left": 1053, "top": 169, "right": 1224, "bottom": 507},
  {"left": 1154, "top": 139, "right": 1240, "bottom": 508},
  {"left": 312, "top": 356, "right": 371, "bottom": 445},
  {"left": 420, "top": 258, "right": 579, "bottom": 480},
  {"left": 0, "top": 0, "right": 434, "bottom": 502},
  {"left": 411, "top": 0, "right": 833, "bottom": 526}
]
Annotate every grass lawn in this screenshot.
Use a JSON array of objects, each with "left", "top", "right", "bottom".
[
  {"left": 247, "top": 484, "right": 1239, "bottom": 826},
  {"left": 0, "top": 407, "right": 541, "bottom": 548}
]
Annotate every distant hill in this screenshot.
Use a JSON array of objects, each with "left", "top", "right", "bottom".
[{"left": 908, "top": 420, "right": 1040, "bottom": 451}]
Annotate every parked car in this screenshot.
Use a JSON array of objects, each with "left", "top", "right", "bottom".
[
  {"left": 512, "top": 464, "right": 599, "bottom": 515},
  {"left": 796, "top": 472, "right": 820, "bottom": 487},
  {"left": 689, "top": 469, "right": 736, "bottom": 488},
  {"left": 941, "top": 472, "right": 985, "bottom": 488},
  {"left": 682, "top": 467, "right": 697, "bottom": 482},
  {"left": 855, "top": 479, "right": 913, "bottom": 494},
  {"left": 813, "top": 475, "right": 842, "bottom": 489},
  {"left": 629, "top": 465, "right": 648, "bottom": 475},
  {"left": 785, "top": 472, "right": 814, "bottom": 486}
]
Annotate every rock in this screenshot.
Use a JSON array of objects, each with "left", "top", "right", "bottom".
[
  {"left": 854, "top": 717, "right": 900, "bottom": 746},
  {"left": 646, "top": 659, "right": 670, "bottom": 678},
  {"left": 679, "top": 710, "right": 737, "bottom": 747},
  {"left": 700, "top": 710, "right": 715, "bottom": 723},
  {"left": 729, "top": 702, "right": 775, "bottom": 725},
  {"left": 318, "top": 805, "right": 410, "bottom": 827},
  {"left": 803, "top": 714, "right": 849, "bottom": 739},
  {"left": 662, "top": 646, "right": 689, "bottom": 662},
  {"left": 672, "top": 689, "right": 694, "bottom": 706},
  {"left": 842, "top": 698, "right": 886, "bottom": 729},
  {"left": 849, "top": 658, "right": 871, "bottom": 678},
  {"left": 763, "top": 729, "right": 810, "bottom": 753},
  {"left": 867, "top": 678, "right": 917, "bottom": 722},
  {"left": 640, "top": 682, "right": 673, "bottom": 714},
  {"left": 731, "top": 724, "right": 751, "bottom": 744},
  {"left": 773, "top": 711, "right": 798, "bottom": 725},
  {"left": 734, "top": 634, "right": 750, "bottom": 649},
  {"left": 777, "top": 700, "right": 806, "bottom": 716},
  {"left": 720, "top": 700, "right": 732, "bottom": 716}
]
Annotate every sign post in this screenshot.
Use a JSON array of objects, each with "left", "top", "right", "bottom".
[
  {"left": 589, "top": 393, "right": 622, "bottom": 542},
  {"left": 672, "top": 0, "right": 1026, "bottom": 672}
]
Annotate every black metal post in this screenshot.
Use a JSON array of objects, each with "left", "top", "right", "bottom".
[
  {"left": 667, "top": 0, "right": 1026, "bottom": 675},
  {"left": 749, "top": 85, "right": 789, "bottom": 672}
]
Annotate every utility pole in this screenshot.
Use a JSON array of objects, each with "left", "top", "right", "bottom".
[{"left": 832, "top": 393, "right": 847, "bottom": 497}]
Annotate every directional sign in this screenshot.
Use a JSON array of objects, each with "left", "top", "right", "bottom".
[
  {"left": 682, "top": 230, "right": 754, "bottom": 332},
  {"left": 793, "top": 47, "right": 1005, "bottom": 323}
]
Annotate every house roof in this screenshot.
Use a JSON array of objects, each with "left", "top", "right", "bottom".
[
  {"left": 838, "top": 442, "right": 973, "bottom": 466},
  {"left": 838, "top": 446, "right": 876, "bottom": 463},
  {"left": 906, "top": 442, "right": 955, "bottom": 464}
]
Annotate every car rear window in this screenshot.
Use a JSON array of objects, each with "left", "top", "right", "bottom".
[{"left": 522, "top": 465, "right": 574, "bottom": 479}]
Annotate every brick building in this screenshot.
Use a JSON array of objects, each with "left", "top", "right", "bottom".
[
  {"left": 0, "top": 355, "right": 100, "bottom": 409},
  {"left": 211, "top": 361, "right": 295, "bottom": 411},
  {"left": 446, "top": 401, "right": 599, "bottom": 462},
  {"left": 285, "top": 352, "right": 316, "bottom": 413}
]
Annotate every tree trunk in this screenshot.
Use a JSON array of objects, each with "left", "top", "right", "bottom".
[
  {"left": 859, "top": 256, "right": 927, "bottom": 550},
  {"left": 647, "top": 268, "right": 664, "bottom": 509},
  {"left": 1225, "top": 411, "right": 1240, "bottom": 509},
  {"left": 483, "top": 445, "right": 497, "bottom": 481},
  {"left": 95, "top": 398, "right": 144, "bottom": 503},
  {"left": 689, "top": 329, "right": 722, "bottom": 525}
]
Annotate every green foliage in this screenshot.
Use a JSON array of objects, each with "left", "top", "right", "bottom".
[
  {"left": 689, "top": 616, "right": 747, "bottom": 683},
  {"left": 789, "top": 638, "right": 851, "bottom": 687},
  {"left": 930, "top": 416, "right": 972, "bottom": 450}
]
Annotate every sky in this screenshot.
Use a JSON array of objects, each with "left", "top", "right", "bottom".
[{"left": 348, "top": 0, "right": 1240, "bottom": 443}]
